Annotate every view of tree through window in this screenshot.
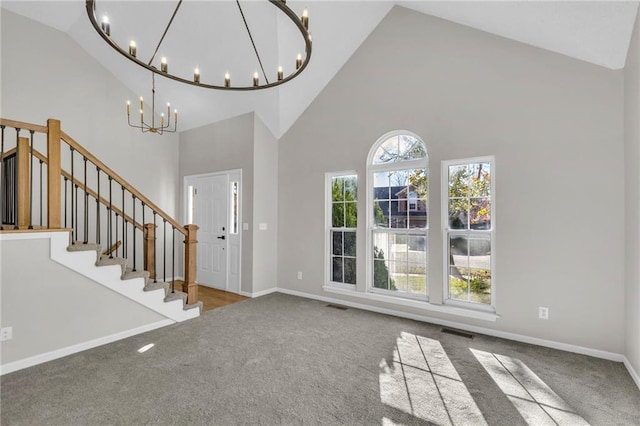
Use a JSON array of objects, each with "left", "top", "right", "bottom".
[
  {"left": 370, "top": 134, "right": 428, "bottom": 298},
  {"left": 446, "top": 161, "right": 493, "bottom": 304},
  {"left": 329, "top": 174, "right": 357, "bottom": 285}
]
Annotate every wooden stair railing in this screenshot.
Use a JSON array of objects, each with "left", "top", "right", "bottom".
[
  {"left": 0, "top": 118, "right": 198, "bottom": 305},
  {"left": 2, "top": 147, "right": 142, "bottom": 231}
]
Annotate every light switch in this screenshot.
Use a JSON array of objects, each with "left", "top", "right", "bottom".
[
  {"left": 259, "top": 223, "right": 268, "bottom": 231},
  {"left": 243, "top": 223, "right": 249, "bottom": 231}
]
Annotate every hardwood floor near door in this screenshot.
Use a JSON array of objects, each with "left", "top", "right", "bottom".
[
  {"left": 198, "top": 285, "right": 248, "bottom": 311},
  {"left": 174, "top": 281, "right": 247, "bottom": 311}
]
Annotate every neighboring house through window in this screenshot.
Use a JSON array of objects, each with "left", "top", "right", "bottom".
[{"left": 367, "top": 132, "right": 428, "bottom": 299}]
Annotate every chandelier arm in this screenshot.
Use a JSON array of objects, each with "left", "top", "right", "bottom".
[
  {"left": 148, "top": 0, "right": 183, "bottom": 66},
  {"left": 235, "top": 0, "right": 269, "bottom": 84}
]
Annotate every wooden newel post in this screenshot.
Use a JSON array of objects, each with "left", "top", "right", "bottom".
[
  {"left": 143, "top": 223, "right": 156, "bottom": 280},
  {"left": 47, "top": 119, "right": 61, "bottom": 229},
  {"left": 16, "top": 137, "right": 30, "bottom": 229},
  {"left": 183, "top": 224, "right": 199, "bottom": 304}
]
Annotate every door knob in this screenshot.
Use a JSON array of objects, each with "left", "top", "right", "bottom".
[{"left": 217, "top": 235, "right": 226, "bottom": 240}]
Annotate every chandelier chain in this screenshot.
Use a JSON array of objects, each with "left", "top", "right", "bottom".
[
  {"left": 148, "top": 0, "right": 183, "bottom": 66},
  {"left": 235, "top": 0, "right": 269, "bottom": 84}
]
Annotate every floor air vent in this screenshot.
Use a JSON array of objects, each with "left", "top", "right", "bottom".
[
  {"left": 326, "top": 304, "right": 348, "bottom": 310},
  {"left": 441, "top": 328, "right": 474, "bottom": 339}
]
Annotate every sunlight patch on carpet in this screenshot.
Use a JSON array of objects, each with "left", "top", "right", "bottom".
[
  {"left": 379, "top": 332, "right": 487, "bottom": 425},
  {"left": 470, "top": 349, "right": 589, "bottom": 425},
  {"left": 137, "top": 343, "right": 155, "bottom": 353}
]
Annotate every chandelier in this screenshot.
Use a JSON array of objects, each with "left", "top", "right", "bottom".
[
  {"left": 86, "top": 0, "right": 312, "bottom": 135},
  {"left": 85, "top": 0, "right": 312, "bottom": 90},
  {"left": 127, "top": 72, "right": 177, "bottom": 134}
]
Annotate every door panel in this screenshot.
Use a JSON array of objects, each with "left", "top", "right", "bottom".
[{"left": 193, "top": 174, "right": 228, "bottom": 290}]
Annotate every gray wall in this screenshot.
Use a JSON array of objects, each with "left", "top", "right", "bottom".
[
  {"left": 278, "top": 6, "right": 625, "bottom": 353},
  {"left": 0, "top": 237, "right": 165, "bottom": 365},
  {"left": 177, "top": 113, "right": 279, "bottom": 295},
  {"left": 1, "top": 10, "right": 180, "bottom": 212},
  {"left": 0, "top": 10, "right": 185, "bottom": 365},
  {"left": 625, "top": 9, "right": 640, "bottom": 377},
  {"left": 178, "top": 113, "right": 255, "bottom": 293},
  {"left": 253, "top": 114, "right": 279, "bottom": 293}
]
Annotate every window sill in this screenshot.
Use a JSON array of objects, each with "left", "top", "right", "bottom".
[{"left": 322, "top": 285, "right": 499, "bottom": 322}]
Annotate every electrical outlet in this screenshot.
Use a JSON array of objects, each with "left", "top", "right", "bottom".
[
  {"left": 0, "top": 326, "right": 13, "bottom": 341},
  {"left": 297, "top": 271, "right": 303, "bottom": 280},
  {"left": 538, "top": 307, "right": 549, "bottom": 320}
]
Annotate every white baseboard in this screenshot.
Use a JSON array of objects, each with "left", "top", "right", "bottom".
[
  {"left": 0, "top": 319, "right": 174, "bottom": 376},
  {"left": 624, "top": 356, "right": 640, "bottom": 390},
  {"left": 241, "top": 287, "right": 278, "bottom": 298},
  {"left": 276, "top": 288, "right": 626, "bottom": 363}
]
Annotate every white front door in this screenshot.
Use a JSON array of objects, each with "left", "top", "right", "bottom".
[{"left": 193, "top": 174, "right": 228, "bottom": 290}]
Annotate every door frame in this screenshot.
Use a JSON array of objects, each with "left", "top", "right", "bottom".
[{"left": 183, "top": 169, "right": 242, "bottom": 294}]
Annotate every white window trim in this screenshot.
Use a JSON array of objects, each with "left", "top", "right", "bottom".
[
  {"left": 365, "top": 130, "right": 429, "bottom": 300},
  {"left": 325, "top": 170, "right": 358, "bottom": 289},
  {"left": 441, "top": 156, "right": 496, "bottom": 312}
]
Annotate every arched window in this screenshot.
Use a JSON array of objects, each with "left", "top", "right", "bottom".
[{"left": 367, "top": 132, "right": 428, "bottom": 298}]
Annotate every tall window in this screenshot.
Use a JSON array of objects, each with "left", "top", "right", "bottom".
[
  {"left": 443, "top": 157, "right": 494, "bottom": 308},
  {"left": 368, "top": 132, "right": 428, "bottom": 299},
  {"left": 326, "top": 172, "right": 357, "bottom": 286}
]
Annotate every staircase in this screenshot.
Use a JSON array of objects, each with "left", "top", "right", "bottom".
[
  {"left": 56, "top": 235, "right": 199, "bottom": 321},
  {"left": 0, "top": 118, "right": 201, "bottom": 320}
]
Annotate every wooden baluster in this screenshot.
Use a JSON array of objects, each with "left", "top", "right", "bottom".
[
  {"left": 16, "top": 136, "right": 30, "bottom": 229},
  {"left": 183, "top": 224, "right": 198, "bottom": 304},
  {"left": 28, "top": 131, "right": 34, "bottom": 229},
  {"left": 144, "top": 223, "right": 156, "bottom": 280},
  {"left": 47, "top": 118, "right": 61, "bottom": 229},
  {"left": 0, "top": 125, "right": 4, "bottom": 230},
  {"left": 47, "top": 119, "right": 61, "bottom": 229}
]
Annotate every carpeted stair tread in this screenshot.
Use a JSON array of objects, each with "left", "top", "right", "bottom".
[
  {"left": 184, "top": 301, "right": 203, "bottom": 313},
  {"left": 66, "top": 240, "right": 200, "bottom": 316},
  {"left": 164, "top": 291, "right": 187, "bottom": 303},
  {"left": 96, "top": 256, "right": 127, "bottom": 273},
  {"left": 144, "top": 281, "right": 170, "bottom": 296},
  {"left": 67, "top": 242, "right": 102, "bottom": 253},
  {"left": 122, "top": 270, "right": 150, "bottom": 281}
]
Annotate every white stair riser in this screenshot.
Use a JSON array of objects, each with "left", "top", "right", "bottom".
[{"left": 49, "top": 233, "right": 198, "bottom": 322}]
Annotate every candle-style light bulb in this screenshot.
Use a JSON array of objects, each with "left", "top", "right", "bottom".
[
  {"left": 301, "top": 8, "right": 309, "bottom": 30},
  {"left": 224, "top": 72, "right": 230, "bottom": 88},
  {"left": 277, "top": 66, "right": 283, "bottom": 81},
  {"left": 126, "top": 100, "right": 130, "bottom": 116},
  {"left": 129, "top": 40, "right": 137, "bottom": 57},
  {"left": 296, "top": 53, "right": 302, "bottom": 69},
  {"left": 194, "top": 67, "right": 200, "bottom": 83},
  {"left": 253, "top": 72, "right": 259, "bottom": 87},
  {"left": 161, "top": 113, "right": 164, "bottom": 127},
  {"left": 161, "top": 57, "right": 168, "bottom": 73},
  {"left": 139, "top": 96, "right": 143, "bottom": 112},
  {"left": 174, "top": 109, "right": 178, "bottom": 123},
  {"left": 101, "top": 16, "right": 110, "bottom": 36}
]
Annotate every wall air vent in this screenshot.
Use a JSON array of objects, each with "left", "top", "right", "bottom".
[
  {"left": 441, "top": 328, "right": 474, "bottom": 339},
  {"left": 326, "top": 304, "right": 348, "bottom": 310}
]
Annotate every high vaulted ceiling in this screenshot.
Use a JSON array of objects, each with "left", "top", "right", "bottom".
[{"left": 2, "top": 1, "right": 638, "bottom": 138}]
